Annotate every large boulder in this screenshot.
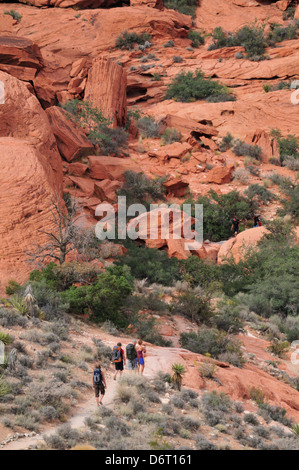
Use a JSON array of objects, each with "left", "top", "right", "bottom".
[
  {"left": 88, "top": 156, "right": 137, "bottom": 181},
  {"left": 0, "top": 71, "right": 63, "bottom": 188},
  {"left": 0, "top": 36, "right": 44, "bottom": 81},
  {"left": 217, "top": 226, "right": 269, "bottom": 264},
  {"left": 46, "top": 106, "right": 94, "bottom": 162},
  {"left": 0, "top": 138, "right": 60, "bottom": 291},
  {"left": 84, "top": 57, "right": 127, "bottom": 128},
  {"left": 0, "top": 72, "right": 63, "bottom": 292}
]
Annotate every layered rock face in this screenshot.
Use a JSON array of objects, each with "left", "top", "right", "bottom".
[
  {"left": 84, "top": 57, "right": 127, "bottom": 127},
  {"left": 0, "top": 72, "right": 63, "bottom": 289},
  {"left": 12, "top": 0, "right": 120, "bottom": 8}
]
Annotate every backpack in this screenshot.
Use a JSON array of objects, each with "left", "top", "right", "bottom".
[
  {"left": 93, "top": 368, "right": 102, "bottom": 385},
  {"left": 126, "top": 343, "right": 137, "bottom": 360},
  {"left": 112, "top": 346, "right": 122, "bottom": 363}
]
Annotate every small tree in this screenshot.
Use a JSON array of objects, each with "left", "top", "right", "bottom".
[
  {"left": 27, "top": 192, "right": 81, "bottom": 267},
  {"left": 171, "top": 363, "right": 186, "bottom": 391}
]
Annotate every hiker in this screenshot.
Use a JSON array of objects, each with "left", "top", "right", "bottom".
[
  {"left": 93, "top": 363, "right": 107, "bottom": 406},
  {"left": 113, "top": 342, "right": 125, "bottom": 381},
  {"left": 253, "top": 214, "right": 262, "bottom": 227},
  {"left": 231, "top": 216, "right": 240, "bottom": 237},
  {"left": 126, "top": 340, "right": 138, "bottom": 373},
  {"left": 136, "top": 339, "right": 146, "bottom": 375}
]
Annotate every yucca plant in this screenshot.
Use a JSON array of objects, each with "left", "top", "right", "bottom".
[
  {"left": 0, "top": 332, "right": 12, "bottom": 345},
  {"left": 171, "top": 363, "right": 186, "bottom": 391},
  {"left": 292, "top": 424, "right": 299, "bottom": 436},
  {"left": 0, "top": 375, "right": 10, "bottom": 398},
  {"left": 9, "top": 295, "right": 29, "bottom": 316}
]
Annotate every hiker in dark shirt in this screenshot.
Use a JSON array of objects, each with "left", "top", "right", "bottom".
[
  {"left": 112, "top": 342, "right": 126, "bottom": 381},
  {"left": 231, "top": 216, "right": 240, "bottom": 237},
  {"left": 253, "top": 215, "right": 262, "bottom": 227}
]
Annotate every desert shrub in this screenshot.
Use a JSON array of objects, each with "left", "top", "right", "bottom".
[
  {"left": 180, "top": 327, "right": 244, "bottom": 364},
  {"left": 115, "top": 31, "right": 151, "bottom": 50},
  {"left": 163, "top": 40, "right": 174, "bottom": 48},
  {"left": 195, "top": 434, "right": 217, "bottom": 450},
  {"left": 136, "top": 116, "right": 160, "bottom": 138},
  {"left": 199, "top": 358, "right": 217, "bottom": 379},
  {"left": 268, "top": 339, "right": 290, "bottom": 358},
  {"left": 116, "top": 242, "right": 180, "bottom": 286},
  {"left": 151, "top": 72, "right": 162, "bottom": 81},
  {"left": 62, "top": 265, "right": 133, "bottom": 327},
  {"left": 163, "top": 0, "right": 198, "bottom": 18},
  {"left": 279, "top": 183, "right": 299, "bottom": 221},
  {"left": 187, "top": 189, "right": 255, "bottom": 241},
  {"left": 233, "top": 168, "right": 251, "bottom": 184},
  {"left": 244, "top": 184, "right": 275, "bottom": 204},
  {"left": 244, "top": 413, "right": 259, "bottom": 425},
  {"left": 212, "top": 300, "right": 244, "bottom": 334},
  {"left": 61, "top": 99, "right": 128, "bottom": 155},
  {"left": 173, "top": 55, "right": 183, "bottom": 63},
  {"left": 4, "top": 10, "right": 22, "bottom": 21},
  {"left": 258, "top": 403, "right": 293, "bottom": 427},
  {"left": 267, "top": 21, "right": 299, "bottom": 45},
  {"left": 188, "top": 30, "right": 205, "bottom": 47},
  {"left": 271, "top": 129, "right": 299, "bottom": 162},
  {"left": 171, "top": 287, "right": 214, "bottom": 324},
  {"left": 233, "top": 139, "right": 262, "bottom": 160},
  {"left": 117, "top": 170, "right": 165, "bottom": 208},
  {"left": 219, "top": 132, "right": 234, "bottom": 152},
  {"left": 165, "top": 69, "right": 235, "bottom": 103},
  {"left": 282, "top": 156, "right": 299, "bottom": 171},
  {"left": 208, "top": 24, "right": 267, "bottom": 60},
  {"left": 161, "top": 128, "right": 182, "bottom": 145},
  {"left": 249, "top": 386, "right": 266, "bottom": 406},
  {"left": 5, "top": 280, "right": 22, "bottom": 296},
  {"left": 201, "top": 390, "right": 232, "bottom": 412}
]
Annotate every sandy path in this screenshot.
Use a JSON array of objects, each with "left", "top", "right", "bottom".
[{"left": 1, "top": 344, "right": 184, "bottom": 450}]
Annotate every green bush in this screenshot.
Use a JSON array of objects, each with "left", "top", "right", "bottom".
[
  {"left": 136, "top": 116, "right": 160, "bottom": 138},
  {"left": 244, "top": 184, "right": 275, "bottom": 205},
  {"left": 163, "top": 0, "right": 198, "bottom": 18},
  {"left": 188, "top": 30, "right": 205, "bottom": 48},
  {"left": 233, "top": 139, "right": 262, "bottom": 160},
  {"left": 208, "top": 24, "right": 267, "bottom": 60},
  {"left": 116, "top": 31, "right": 151, "bottom": 50},
  {"left": 171, "top": 287, "right": 214, "bottom": 324},
  {"left": 62, "top": 265, "right": 134, "bottom": 326},
  {"left": 179, "top": 327, "right": 244, "bottom": 363},
  {"left": 117, "top": 170, "right": 166, "bottom": 208},
  {"left": 187, "top": 190, "right": 255, "bottom": 241},
  {"left": 219, "top": 133, "right": 234, "bottom": 152},
  {"left": 271, "top": 129, "right": 299, "bottom": 162},
  {"left": 4, "top": 10, "right": 22, "bottom": 21},
  {"left": 161, "top": 128, "right": 182, "bottom": 145},
  {"left": 61, "top": 99, "right": 128, "bottom": 155},
  {"left": 268, "top": 21, "right": 299, "bottom": 45},
  {"left": 116, "top": 242, "right": 180, "bottom": 286},
  {"left": 165, "top": 69, "right": 235, "bottom": 103}
]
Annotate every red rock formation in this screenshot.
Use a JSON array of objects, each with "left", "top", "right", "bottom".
[
  {"left": 0, "top": 138, "right": 61, "bottom": 291},
  {"left": 13, "top": 0, "right": 119, "bottom": 7},
  {"left": 0, "top": 36, "right": 44, "bottom": 81},
  {"left": 0, "top": 71, "right": 63, "bottom": 189},
  {"left": 84, "top": 57, "right": 127, "bottom": 127},
  {"left": 88, "top": 156, "right": 137, "bottom": 180},
  {"left": 204, "top": 165, "right": 234, "bottom": 184},
  {"left": 217, "top": 226, "right": 269, "bottom": 264},
  {"left": 46, "top": 106, "right": 94, "bottom": 162}
]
